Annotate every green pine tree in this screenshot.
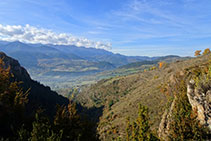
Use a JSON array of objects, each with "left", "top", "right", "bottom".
[{"left": 126, "top": 104, "right": 159, "bottom": 141}]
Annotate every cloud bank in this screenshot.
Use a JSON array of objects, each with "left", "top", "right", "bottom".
[{"left": 0, "top": 24, "right": 111, "bottom": 50}]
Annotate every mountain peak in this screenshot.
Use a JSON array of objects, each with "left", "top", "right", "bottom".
[{"left": 6, "top": 41, "right": 30, "bottom": 48}]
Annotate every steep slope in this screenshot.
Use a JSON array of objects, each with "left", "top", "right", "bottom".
[
  {"left": 0, "top": 52, "right": 69, "bottom": 116},
  {"left": 158, "top": 60, "right": 211, "bottom": 140},
  {"left": 75, "top": 54, "right": 211, "bottom": 140}
]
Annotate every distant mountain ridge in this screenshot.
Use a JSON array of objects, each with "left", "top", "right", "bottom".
[
  {"left": 0, "top": 41, "right": 183, "bottom": 89},
  {"left": 0, "top": 41, "right": 181, "bottom": 70},
  {"left": 0, "top": 41, "right": 154, "bottom": 84},
  {"left": 0, "top": 40, "right": 156, "bottom": 62}
]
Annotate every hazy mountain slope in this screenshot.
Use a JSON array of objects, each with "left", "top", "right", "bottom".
[
  {"left": 0, "top": 41, "right": 186, "bottom": 91},
  {"left": 0, "top": 41, "right": 117, "bottom": 82},
  {"left": 75, "top": 54, "right": 210, "bottom": 140},
  {"left": 0, "top": 41, "right": 176, "bottom": 89},
  {"left": 0, "top": 41, "right": 152, "bottom": 69},
  {"left": 51, "top": 45, "right": 151, "bottom": 66},
  {"left": 0, "top": 52, "right": 69, "bottom": 116},
  {"left": 119, "top": 55, "right": 184, "bottom": 69}
]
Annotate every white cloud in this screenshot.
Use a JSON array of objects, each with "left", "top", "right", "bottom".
[{"left": 0, "top": 24, "right": 112, "bottom": 50}]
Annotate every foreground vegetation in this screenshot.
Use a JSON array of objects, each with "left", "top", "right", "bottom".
[{"left": 0, "top": 58, "right": 98, "bottom": 141}]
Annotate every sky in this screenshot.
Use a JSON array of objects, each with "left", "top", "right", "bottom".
[{"left": 0, "top": 0, "right": 211, "bottom": 56}]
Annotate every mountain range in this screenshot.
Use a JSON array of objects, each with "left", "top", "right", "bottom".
[
  {"left": 0, "top": 41, "right": 151, "bottom": 70},
  {"left": 0, "top": 41, "right": 182, "bottom": 90}
]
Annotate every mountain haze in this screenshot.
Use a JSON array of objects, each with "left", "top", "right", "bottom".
[{"left": 0, "top": 41, "right": 175, "bottom": 89}]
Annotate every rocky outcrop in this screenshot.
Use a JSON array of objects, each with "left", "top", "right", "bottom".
[
  {"left": 187, "top": 79, "right": 211, "bottom": 130},
  {"left": 158, "top": 99, "right": 176, "bottom": 139},
  {"left": 159, "top": 78, "right": 211, "bottom": 140}
]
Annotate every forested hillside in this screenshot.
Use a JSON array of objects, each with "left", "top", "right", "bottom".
[
  {"left": 0, "top": 52, "right": 68, "bottom": 116},
  {"left": 0, "top": 52, "right": 98, "bottom": 140}
]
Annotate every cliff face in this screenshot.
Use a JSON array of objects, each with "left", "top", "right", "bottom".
[
  {"left": 158, "top": 73, "right": 211, "bottom": 140},
  {"left": 0, "top": 52, "right": 68, "bottom": 116},
  {"left": 158, "top": 98, "right": 176, "bottom": 139},
  {"left": 187, "top": 79, "right": 211, "bottom": 130}
]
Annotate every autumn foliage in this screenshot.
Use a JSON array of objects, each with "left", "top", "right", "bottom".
[
  {"left": 203, "top": 48, "right": 211, "bottom": 55},
  {"left": 158, "top": 62, "right": 165, "bottom": 69},
  {"left": 194, "top": 50, "right": 201, "bottom": 56},
  {"left": 0, "top": 58, "right": 28, "bottom": 138}
]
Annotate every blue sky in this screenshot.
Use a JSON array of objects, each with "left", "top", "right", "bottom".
[{"left": 0, "top": 0, "right": 211, "bottom": 56}]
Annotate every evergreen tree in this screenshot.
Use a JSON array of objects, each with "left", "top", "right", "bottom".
[
  {"left": 30, "top": 112, "right": 62, "bottom": 141},
  {"left": 54, "top": 102, "right": 98, "bottom": 141},
  {"left": 0, "top": 58, "right": 98, "bottom": 141},
  {"left": 54, "top": 102, "right": 81, "bottom": 140},
  {"left": 126, "top": 104, "right": 158, "bottom": 141}
]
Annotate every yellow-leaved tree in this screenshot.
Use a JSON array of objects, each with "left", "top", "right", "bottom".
[
  {"left": 0, "top": 58, "right": 28, "bottom": 138},
  {"left": 203, "top": 48, "right": 211, "bottom": 55},
  {"left": 194, "top": 50, "right": 201, "bottom": 56}
]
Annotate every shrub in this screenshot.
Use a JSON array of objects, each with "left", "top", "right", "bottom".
[{"left": 108, "top": 100, "right": 114, "bottom": 109}]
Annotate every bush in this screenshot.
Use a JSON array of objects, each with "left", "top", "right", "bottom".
[{"left": 108, "top": 100, "right": 114, "bottom": 109}]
